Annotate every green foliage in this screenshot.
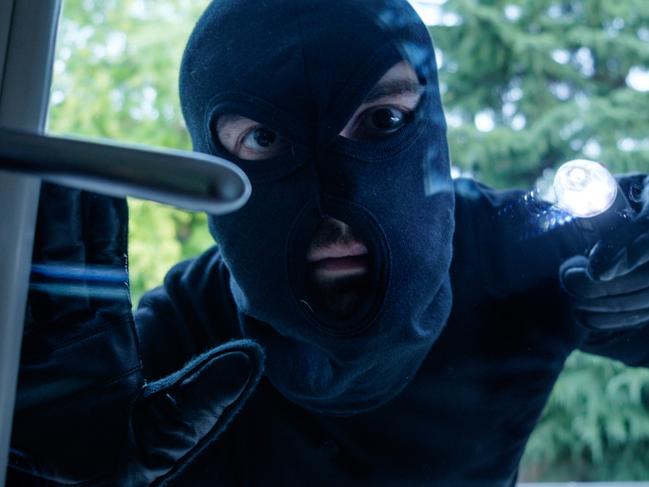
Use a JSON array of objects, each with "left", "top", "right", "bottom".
[
  {"left": 127, "top": 199, "right": 211, "bottom": 303},
  {"left": 430, "top": 0, "right": 649, "bottom": 480},
  {"left": 521, "top": 352, "right": 649, "bottom": 481},
  {"left": 48, "top": 0, "right": 214, "bottom": 303},
  {"left": 432, "top": 0, "right": 649, "bottom": 188},
  {"left": 48, "top": 0, "right": 649, "bottom": 481}
]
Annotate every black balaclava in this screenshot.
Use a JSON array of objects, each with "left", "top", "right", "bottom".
[{"left": 180, "top": 0, "right": 454, "bottom": 416}]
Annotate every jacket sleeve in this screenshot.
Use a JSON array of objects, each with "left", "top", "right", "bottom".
[
  {"left": 579, "top": 326, "right": 649, "bottom": 366},
  {"left": 134, "top": 245, "right": 242, "bottom": 381},
  {"left": 454, "top": 175, "right": 649, "bottom": 368}
]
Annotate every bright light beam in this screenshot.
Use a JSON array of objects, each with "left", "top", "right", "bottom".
[{"left": 552, "top": 159, "right": 617, "bottom": 218}]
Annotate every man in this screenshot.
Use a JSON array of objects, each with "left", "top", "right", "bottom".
[{"left": 9, "top": 0, "right": 649, "bottom": 485}]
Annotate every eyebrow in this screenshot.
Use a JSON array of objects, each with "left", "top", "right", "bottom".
[{"left": 362, "top": 79, "right": 424, "bottom": 104}]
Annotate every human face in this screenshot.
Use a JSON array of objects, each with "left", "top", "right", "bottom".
[{"left": 215, "top": 60, "right": 423, "bottom": 318}]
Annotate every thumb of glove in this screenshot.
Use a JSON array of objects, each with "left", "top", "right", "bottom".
[
  {"left": 588, "top": 213, "right": 649, "bottom": 281},
  {"left": 119, "top": 340, "right": 264, "bottom": 487}
]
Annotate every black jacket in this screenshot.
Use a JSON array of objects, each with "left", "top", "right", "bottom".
[{"left": 133, "top": 178, "right": 649, "bottom": 486}]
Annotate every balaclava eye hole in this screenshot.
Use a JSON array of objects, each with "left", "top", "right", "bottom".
[
  {"left": 212, "top": 114, "right": 294, "bottom": 162},
  {"left": 336, "top": 61, "right": 427, "bottom": 142}
]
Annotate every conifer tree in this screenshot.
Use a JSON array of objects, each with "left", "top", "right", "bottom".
[{"left": 431, "top": 0, "right": 649, "bottom": 188}]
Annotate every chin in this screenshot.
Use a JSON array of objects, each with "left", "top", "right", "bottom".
[{"left": 308, "top": 271, "right": 373, "bottom": 321}]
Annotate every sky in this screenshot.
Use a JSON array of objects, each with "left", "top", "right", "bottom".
[{"left": 408, "top": 0, "right": 444, "bottom": 25}]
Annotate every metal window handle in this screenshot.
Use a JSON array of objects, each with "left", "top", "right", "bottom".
[{"left": 0, "top": 126, "right": 251, "bottom": 215}]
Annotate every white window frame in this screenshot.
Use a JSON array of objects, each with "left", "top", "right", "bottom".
[{"left": 0, "top": 1, "right": 61, "bottom": 483}]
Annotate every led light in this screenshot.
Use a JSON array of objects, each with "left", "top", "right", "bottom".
[{"left": 553, "top": 159, "right": 617, "bottom": 218}]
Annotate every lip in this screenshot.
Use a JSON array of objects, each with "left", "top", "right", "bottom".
[
  {"left": 307, "top": 241, "right": 368, "bottom": 263},
  {"left": 312, "top": 254, "right": 370, "bottom": 278},
  {"left": 307, "top": 241, "right": 370, "bottom": 280}
]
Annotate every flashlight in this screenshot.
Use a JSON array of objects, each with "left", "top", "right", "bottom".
[
  {"left": 553, "top": 160, "right": 618, "bottom": 218},
  {"left": 551, "top": 159, "right": 632, "bottom": 240}
]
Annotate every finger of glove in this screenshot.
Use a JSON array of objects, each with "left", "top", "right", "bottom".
[
  {"left": 575, "top": 308, "right": 649, "bottom": 331},
  {"left": 571, "top": 285, "right": 649, "bottom": 313},
  {"left": 29, "top": 183, "right": 90, "bottom": 325},
  {"left": 561, "top": 258, "right": 649, "bottom": 299},
  {"left": 589, "top": 219, "right": 649, "bottom": 281},
  {"left": 33, "top": 183, "right": 85, "bottom": 263},
  {"left": 82, "top": 192, "right": 128, "bottom": 267},
  {"left": 124, "top": 340, "right": 264, "bottom": 486},
  {"left": 81, "top": 192, "right": 130, "bottom": 311},
  {"left": 137, "top": 352, "right": 251, "bottom": 465}
]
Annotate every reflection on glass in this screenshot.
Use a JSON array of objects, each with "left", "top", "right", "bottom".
[{"left": 17, "top": 0, "right": 649, "bottom": 485}]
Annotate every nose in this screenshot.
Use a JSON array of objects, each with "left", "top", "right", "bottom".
[
  {"left": 313, "top": 217, "right": 355, "bottom": 244},
  {"left": 328, "top": 217, "right": 352, "bottom": 236}
]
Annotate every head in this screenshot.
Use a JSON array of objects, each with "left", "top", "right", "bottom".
[{"left": 180, "top": 0, "right": 454, "bottom": 415}]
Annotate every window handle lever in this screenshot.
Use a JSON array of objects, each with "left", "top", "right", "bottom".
[{"left": 0, "top": 126, "right": 250, "bottom": 215}]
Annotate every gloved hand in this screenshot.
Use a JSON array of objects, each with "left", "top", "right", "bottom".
[
  {"left": 560, "top": 210, "right": 649, "bottom": 331},
  {"left": 9, "top": 183, "right": 264, "bottom": 486}
]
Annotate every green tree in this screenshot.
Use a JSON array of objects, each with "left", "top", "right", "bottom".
[
  {"left": 430, "top": 0, "right": 649, "bottom": 480},
  {"left": 431, "top": 0, "right": 649, "bottom": 188},
  {"left": 48, "top": 0, "right": 213, "bottom": 303}
]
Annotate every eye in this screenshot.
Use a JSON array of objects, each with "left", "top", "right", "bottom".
[
  {"left": 237, "top": 125, "right": 287, "bottom": 159},
  {"left": 216, "top": 115, "right": 289, "bottom": 161},
  {"left": 349, "top": 106, "right": 413, "bottom": 140},
  {"left": 242, "top": 127, "right": 278, "bottom": 151}
]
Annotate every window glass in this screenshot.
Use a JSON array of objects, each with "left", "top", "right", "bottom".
[
  {"left": 48, "top": 0, "right": 212, "bottom": 303},
  {"left": 412, "top": 2, "right": 648, "bottom": 481},
  {"left": 48, "top": 0, "right": 649, "bottom": 482}
]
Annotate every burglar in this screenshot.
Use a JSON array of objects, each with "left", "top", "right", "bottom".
[{"left": 9, "top": 0, "right": 649, "bottom": 485}]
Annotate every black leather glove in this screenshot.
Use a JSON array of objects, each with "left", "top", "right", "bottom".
[
  {"left": 9, "top": 183, "right": 263, "bottom": 486},
  {"left": 560, "top": 210, "right": 649, "bottom": 331}
]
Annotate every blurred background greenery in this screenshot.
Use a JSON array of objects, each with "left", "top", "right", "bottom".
[{"left": 47, "top": 0, "right": 649, "bottom": 481}]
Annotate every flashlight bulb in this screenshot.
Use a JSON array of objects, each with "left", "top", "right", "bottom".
[{"left": 553, "top": 159, "right": 617, "bottom": 218}]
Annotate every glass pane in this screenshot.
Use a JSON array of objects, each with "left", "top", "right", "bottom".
[
  {"left": 48, "top": 0, "right": 213, "bottom": 303},
  {"left": 37, "top": 0, "right": 649, "bottom": 484}
]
